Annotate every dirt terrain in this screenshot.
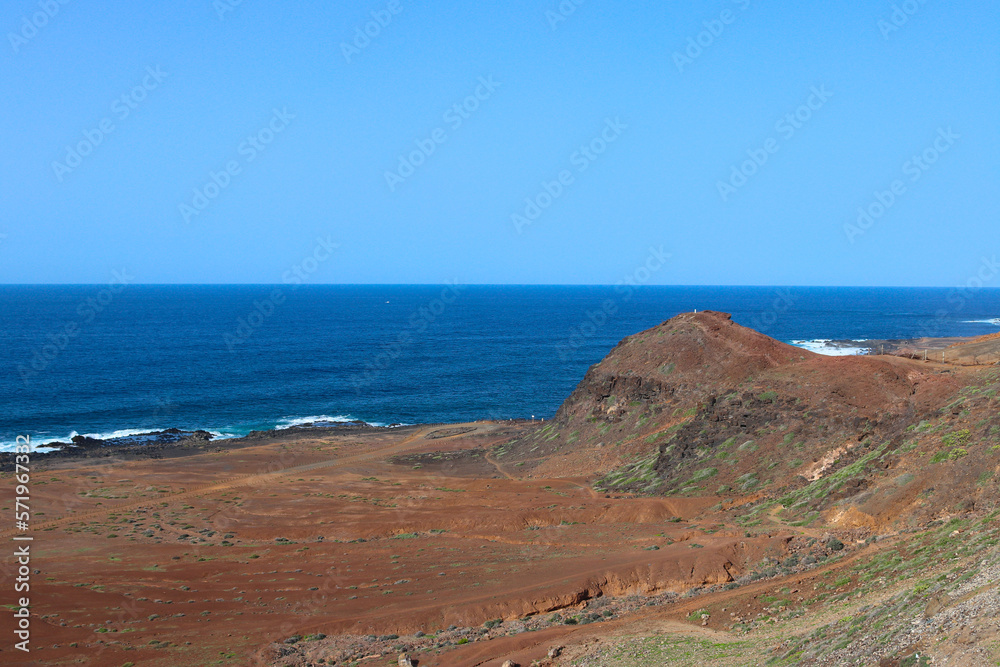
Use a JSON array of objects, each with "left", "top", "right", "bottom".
[
  {"left": 874, "top": 332, "right": 1000, "bottom": 365},
  {"left": 4, "top": 311, "right": 1000, "bottom": 666}
]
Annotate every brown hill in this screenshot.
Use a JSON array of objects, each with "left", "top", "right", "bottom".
[{"left": 498, "top": 311, "right": 999, "bottom": 531}]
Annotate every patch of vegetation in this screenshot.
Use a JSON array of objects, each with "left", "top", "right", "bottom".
[
  {"left": 733, "top": 472, "right": 757, "bottom": 491},
  {"left": 687, "top": 609, "right": 709, "bottom": 622},
  {"left": 930, "top": 448, "right": 968, "bottom": 464},
  {"left": 688, "top": 468, "right": 718, "bottom": 484},
  {"left": 778, "top": 441, "right": 888, "bottom": 510},
  {"left": 940, "top": 429, "right": 971, "bottom": 449},
  {"left": 596, "top": 451, "right": 660, "bottom": 494},
  {"left": 582, "top": 634, "right": 753, "bottom": 666}
]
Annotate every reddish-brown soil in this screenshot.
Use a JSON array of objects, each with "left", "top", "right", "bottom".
[
  {"left": 0, "top": 423, "right": 792, "bottom": 667},
  {"left": 5, "top": 311, "right": 1000, "bottom": 666}
]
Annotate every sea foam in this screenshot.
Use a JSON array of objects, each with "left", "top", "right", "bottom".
[{"left": 791, "top": 339, "right": 870, "bottom": 356}]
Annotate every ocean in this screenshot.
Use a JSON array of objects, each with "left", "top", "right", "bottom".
[{"left": 2, "top": 285, "right": 999, "bottom": 452}]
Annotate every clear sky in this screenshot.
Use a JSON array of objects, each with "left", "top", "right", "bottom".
[{"left": 1, "top": 0, "right": 997, "bottom": 285}]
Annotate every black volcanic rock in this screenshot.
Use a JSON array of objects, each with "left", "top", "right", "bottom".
[{"left": 71, "top": 435, "right": 105, "bottom": 448}]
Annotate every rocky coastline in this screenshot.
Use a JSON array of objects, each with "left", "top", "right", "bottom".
[{"left": 0, "top": 420, "right": 388, "bottom": 468}]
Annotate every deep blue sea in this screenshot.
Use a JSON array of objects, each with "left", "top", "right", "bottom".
[{"left": 2, "top": 285, "right": 999, "bottom": 452}]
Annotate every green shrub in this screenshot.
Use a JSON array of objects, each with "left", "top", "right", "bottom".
[
  {"left": 689, "top": 468, "right": 718, "bottom": 483},
  {"left": 931, "top": 448, "right": 968, "bottom": 463},
  {"left": 941, "top": 429, "right": 971, "bottom": 448}
]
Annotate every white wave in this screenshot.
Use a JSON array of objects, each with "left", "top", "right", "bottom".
[
  {"left": 0, "top": 428, "right": 158, "bottom": 452},
  {"left": 274, "top": 414, "right": 359, "bottom": 429},
  {"left": 1, "top": 416, "right": 400, "bottom": 453},
  {"left": 80, "top": 428, "right": 164, "bottom": 441},
  {"left": 0, "top": 427, "right": 215, "bottom": 453},
  {"left": 0, "top": 432, "right": 77, "bottom": 453},
  {"left": 791, "top": 339, "right": 870, "bottom": 356},
  {"left": 963, "top": 318, "right": 1000, "bottom": 325},
  {"left": 274, "top": 414, "right": 402, "bottom": 428}
]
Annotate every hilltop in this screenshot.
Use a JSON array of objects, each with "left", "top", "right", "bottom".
[{"left": 498, "top": 311, "right": 997, "bottom": 532}]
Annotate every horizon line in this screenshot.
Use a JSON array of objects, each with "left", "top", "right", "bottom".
[{"left": 0, "top": 283, "right": 997, "bottom": 289}]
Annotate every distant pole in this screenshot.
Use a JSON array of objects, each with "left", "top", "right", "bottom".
[{"left": 924, "top": 349, "right": 927, "bottom": 361}]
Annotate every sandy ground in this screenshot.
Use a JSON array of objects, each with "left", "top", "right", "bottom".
[{"left": 0, "top": 422, "right": 797, "bottom": 666}]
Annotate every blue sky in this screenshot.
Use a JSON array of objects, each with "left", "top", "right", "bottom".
[{"left": 1, "top": 0, "right": 997, "bottom": 285}]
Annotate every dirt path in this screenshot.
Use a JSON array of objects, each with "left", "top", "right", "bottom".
[{"left": 484, "top": 451, "right": 516, "bottom": 480}]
